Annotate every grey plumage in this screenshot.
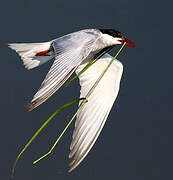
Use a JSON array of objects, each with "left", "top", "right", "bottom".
[{"left": 28, "top": 29, "right": 101, "bottom": 110}]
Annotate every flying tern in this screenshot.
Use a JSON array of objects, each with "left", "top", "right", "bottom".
[{"left": 8, "top": 29, "right": 135, "bottom": 172}]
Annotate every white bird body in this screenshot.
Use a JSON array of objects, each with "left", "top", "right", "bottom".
[
  {"left": 8, "top": 28, "right": 135, "bottom": 172},
  {"left": 9, "top": 29, "right": 125, "bottom": 110}
]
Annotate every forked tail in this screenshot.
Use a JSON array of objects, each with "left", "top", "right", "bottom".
[{"left": 8, "top": 41, "right": 54, "bottom": 69}]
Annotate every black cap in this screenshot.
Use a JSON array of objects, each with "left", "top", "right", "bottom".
[{"left": 99, "top": 29, "right": 124, "bottom": 39}]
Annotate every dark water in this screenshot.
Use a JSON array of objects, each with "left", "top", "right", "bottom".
[{"left": 0, "top": 0, "right": 173, "bottom": 179}]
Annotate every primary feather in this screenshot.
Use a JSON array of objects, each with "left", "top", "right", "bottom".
[
  {"left": 28, "top": 29, "right": 101, "bottom": 110},
  {"left": 69, "top": 53, "right": 123, "bottom": 172}
]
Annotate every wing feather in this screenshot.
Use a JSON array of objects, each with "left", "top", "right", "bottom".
[
  {"left": 28, "top": 29, "right": 100, "bottom": 110},
  {"left": 69, "top": 53, "right": 123, "bottom": 172}
]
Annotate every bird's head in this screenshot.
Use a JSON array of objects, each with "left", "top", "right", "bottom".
[{"left": 99, "top": 29, "right": 136, "bottom": 47}]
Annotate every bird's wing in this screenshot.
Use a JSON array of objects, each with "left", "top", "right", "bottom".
[
  {"left": 28, "top": 29, "right": 101, "bottom": 110},
  {"left": 69, "top": 53, "right": 123, "bottom": 172}
]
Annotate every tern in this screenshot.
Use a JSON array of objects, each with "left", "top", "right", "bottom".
[{"left": 8, "top": 29, "right": 135, "bottom": 172}]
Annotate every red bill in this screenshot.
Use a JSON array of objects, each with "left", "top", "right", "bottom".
[{"left": 119, "top": 38, "right": 136, "bottom": 47}]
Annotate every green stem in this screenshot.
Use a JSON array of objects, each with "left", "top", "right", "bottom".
[
  {"left": 11, "top": 98, "right": 84, "bottom": 176},
  {"left": 66, "top": 46, "right": 113, "bottom": 87}
]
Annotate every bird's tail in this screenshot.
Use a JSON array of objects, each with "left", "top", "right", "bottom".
[{"left": 8, "top": 41, "right": 54, "bottom": 69}]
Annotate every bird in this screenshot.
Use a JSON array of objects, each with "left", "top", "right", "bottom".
[{"left": 8, "top": 28, "right": 135, "bottom": 172}]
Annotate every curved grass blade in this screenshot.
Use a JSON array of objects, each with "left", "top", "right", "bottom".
[
  {"left": 33, "top": 42, "right": 126, "bottom": 165},
  {"left": 33, "top": 98, "right": 88, "bottom": 164},
  {"left": 11, "top": 98, "right": 84, "bottom": 177}
]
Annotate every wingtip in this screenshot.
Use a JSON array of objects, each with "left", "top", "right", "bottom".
[
  {"left": 25, "top": 101, "right": 37, "bottom": 111},
  {"left": 68, "top": 157, "right": 82, "bottom": 173},
  {"left": 25, "top": 103, "right": 34, "bottom": 112},
  {"left": 68, "top": 168, "right": 73, "bottom": 173},
  {"left": 68, "top": 162, "right": 76, "bottom": 173}
]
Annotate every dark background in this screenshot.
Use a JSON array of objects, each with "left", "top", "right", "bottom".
[{"left": 0, "top": 0, "right": 172, "bottom": 179}]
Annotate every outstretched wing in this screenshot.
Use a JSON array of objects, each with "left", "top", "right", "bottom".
[
  {"left": 28, "top": 29, "right": 100, "bottom": 110},
  {"left": 69, "top": 53, "right": 123, "bottom": 172}
]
